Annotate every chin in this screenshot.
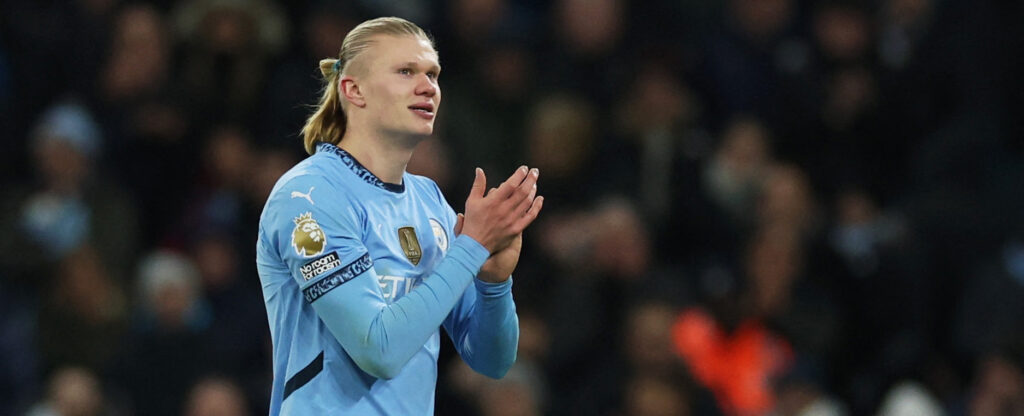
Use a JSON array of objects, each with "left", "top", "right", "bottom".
[
  {"left": 412, "top": 123, "right": 435, "bottom": 136},
  {"left": 392, "top": 127, "right": 434, "bottom": 144}
]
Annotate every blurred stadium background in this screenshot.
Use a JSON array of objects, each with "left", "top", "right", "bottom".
[{"left": 1, "top": 0, "right": 1023, "bottom": 415}]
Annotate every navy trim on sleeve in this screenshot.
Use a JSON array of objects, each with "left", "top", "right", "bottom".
[
  {"left": 303, "top": 253, "right": 374, "bottom": 303},
  {"left": 282, "top": 351, "right": 324, "bottom": 401}
]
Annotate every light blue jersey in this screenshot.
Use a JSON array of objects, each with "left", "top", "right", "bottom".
[{"left": 256, "top": 142, "right": 519, "bottom": 415}]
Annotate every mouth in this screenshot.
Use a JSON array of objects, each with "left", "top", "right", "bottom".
[{"left": 408, "top": 103, "right": 435, "bottom": 119}]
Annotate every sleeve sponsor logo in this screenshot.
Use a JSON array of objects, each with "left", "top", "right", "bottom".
[
  {"left": 300, "top": 252, "right": 342, "bottom": 281},
  {"left": 292, "top": 212, "right": 327, "bottom": 257},
  {"left": 303, "top": 253, "right": 373, "bottom": 303}
]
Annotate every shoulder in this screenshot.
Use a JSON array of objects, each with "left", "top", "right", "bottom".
[
  {"left": 270, "top": 155, "right": 336, "bottom": 196},
  {"left": 267, "top": 154, "right": 366, "bottom": 207},
  {"left": 260, "top": 155, "right": 360, "bottom": 228}
]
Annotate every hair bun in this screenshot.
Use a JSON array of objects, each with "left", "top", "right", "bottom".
[{"left": 319, "top": 58, "right": 341, "bottom": 77}]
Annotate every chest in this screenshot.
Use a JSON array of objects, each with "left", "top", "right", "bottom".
[{"left": 359, "top": 195, "right": 452, "bottom": 302}]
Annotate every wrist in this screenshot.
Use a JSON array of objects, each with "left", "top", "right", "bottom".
[
  {"left": 455, "top": 234, "right": 487, "bottom": 251},
  {"left": 475, "top": 275, "right": 513, "bottom": 296},
  {"left": 453, "top": 235, "right": 490, "bottom": 265},
  {"left": 459, "top": 230, "right": 494, "bottom": 254},
  {"left": 476, "top": 271, "right": 511, "bottom": 284}
]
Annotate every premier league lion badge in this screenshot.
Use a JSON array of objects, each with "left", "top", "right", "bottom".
[{"left": 292, "top": 212, "right": 327, "bottom": 257}]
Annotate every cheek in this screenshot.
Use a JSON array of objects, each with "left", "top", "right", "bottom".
[{"left": 362, "top": 81, "right": 390, "bottom": 107}]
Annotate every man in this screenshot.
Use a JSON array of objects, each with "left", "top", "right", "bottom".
[{"left": 256, "top": 17, "right": 543, "bottom": 414}]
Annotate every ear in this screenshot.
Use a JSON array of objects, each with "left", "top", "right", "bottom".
[{"left": 339, "top": 76, "right": 367, "bottom": 108}]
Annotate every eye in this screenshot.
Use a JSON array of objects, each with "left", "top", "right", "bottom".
[
  {"left": 426, "top": 71, "right": 438, "bottom": 80},
  {"left": 398, "top": 68, "right": 413, "bottom": 76}
]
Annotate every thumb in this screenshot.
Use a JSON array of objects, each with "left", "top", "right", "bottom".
[
  {"left": 455, "top": 213, "right": 464, "bottom": 236},
  {"left": 469, "top": 167, "right": 486, "bottom": 199}
]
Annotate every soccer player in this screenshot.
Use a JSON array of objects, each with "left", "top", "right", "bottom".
[{"left": 255, "top": 17, "right": 543, "bottom": 414}]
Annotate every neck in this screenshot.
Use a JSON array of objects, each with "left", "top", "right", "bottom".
[{"left": 338, "top": 124, "right": 422, "bottom": 184}]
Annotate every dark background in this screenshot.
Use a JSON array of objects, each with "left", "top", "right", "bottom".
[{"left": 1, "top": 0, "right": 1023, "bottom": 415}]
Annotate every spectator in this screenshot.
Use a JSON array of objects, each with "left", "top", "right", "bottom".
[
  {"left": 700, "top": 117, "right": 773, "bottom": 244},
  {"left": 96, "top": 3, "right": 192, "bottom": 242},
  {"left": 610, "top": 57, "right": 707, "bottom": 233},
  {"left": 540, "top": 0, "right": 631, "bottom": 107},
  {"left": 697, "top": 0, "right": 812, "bottom": 127},
  {"left": 172, "top": 124, "right": 257, "bottom": 244},
  {"left": 26, "top": 366, "right": 115, "bottom": 416},
  {"left": 876, "top": 381, "right": 943, "bottom": 416},
  {"left": 188, "top": 231, "right": 269, "bottom": 410},
  {"left": 437, "top": 36, "right": 537, "bottom": 186},
  {"left": 0, "top": 99, "right": 138, "bottom": 291},
  {"left": 621, "top": 373, "right": 693, "bottom": 416},
  {"left": 184, "top": 376, "right": 251, "bottom": 416},
  {"left": 671, "top": 300, "right": 794, "bottom": 415},
  {"left": 37, "top": 246, "right": 127, "bottom": 376},
  {"left": 111, "top": 250, "right": 210, "bottom": 416},
  {"left": 523, "top": 93, "right": 601, "bottom": 205},
  {"left": 968, "top": 347, "right": 1024, "bottom": 416},
  {"left": 170, "top": 0, "right": 289, "bottom": 127}
]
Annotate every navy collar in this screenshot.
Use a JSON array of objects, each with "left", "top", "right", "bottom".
[{"left": 317, "top": 142, "right": 405, "bottom": 193}]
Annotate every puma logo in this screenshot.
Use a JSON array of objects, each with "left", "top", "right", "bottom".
[{"left": 291, "top": 186, "right": 315, "bottom": 205}]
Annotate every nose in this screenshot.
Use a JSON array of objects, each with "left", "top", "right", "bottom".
[{"left": 415, "top": 74, "right": 437, "bottom": 97}]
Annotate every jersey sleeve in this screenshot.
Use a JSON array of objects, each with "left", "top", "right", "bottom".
[
  {"left": 269, "top": 177, "right": 369, "bottom": 291},
  {"left": 265, "top": 174, "right": 491, "bottom": 379},
  {"left": 439, "top": 190, "right": 520, "bottom": 379}
]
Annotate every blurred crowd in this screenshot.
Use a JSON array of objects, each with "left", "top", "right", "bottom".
[{"left": 1, "top": 0, "right": 1023, "bottom": 415}]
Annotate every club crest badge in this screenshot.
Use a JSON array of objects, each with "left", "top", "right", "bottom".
[
  {"left": 292, "top": 212, "right": 327, "bottom": 257},
  {"left": 397, "top": 226, "right": 422, "bottom": 266},
  {"left": 429, "top": 218, "right": 448, "bottom": 253}
]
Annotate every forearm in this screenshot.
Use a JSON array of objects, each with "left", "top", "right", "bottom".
[
  {"left": 313, "top": 235, "right": 489, "bottom": 379},
  {"left": 457, "top": 277, "right": 519, "bottom": 378}
]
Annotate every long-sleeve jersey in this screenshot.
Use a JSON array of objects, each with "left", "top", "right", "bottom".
[{"left": 256, "top": 142, "right": 519, "bottom": 415}]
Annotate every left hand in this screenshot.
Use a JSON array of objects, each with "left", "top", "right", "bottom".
[{"left": 456, "top": 213, "right": 521, "bottom": 283}]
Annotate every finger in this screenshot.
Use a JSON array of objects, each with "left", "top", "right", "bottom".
[
  {"left": 492, "top": 165, "right": 528, "bottom": 200},
  {"left": 469, "top": 168, "right": 487, "bottom": 199},
  {"left": 512, "top": 181, "right": 537, "bottom": 215},
  {"left": 512, "top": 196, "right": 544, "bottom": 231},
  {"left": 507, "top": 168, "right": 539, "bottom": 209},
  {"left": 455, "top": 213, "right": 464, "bottom": 236}
]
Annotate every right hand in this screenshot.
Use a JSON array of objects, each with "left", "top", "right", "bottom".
[{"left": 460, "top": 166, "right": 544, "bottom": 254}]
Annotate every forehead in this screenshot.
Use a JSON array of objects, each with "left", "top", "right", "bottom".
[{"left": 364, "top": 35, "right": 439, "bottom": 68}]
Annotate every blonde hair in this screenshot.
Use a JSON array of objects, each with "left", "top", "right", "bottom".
[{"left": 300, "top": 17, "right": 434, "bottom": 155}]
